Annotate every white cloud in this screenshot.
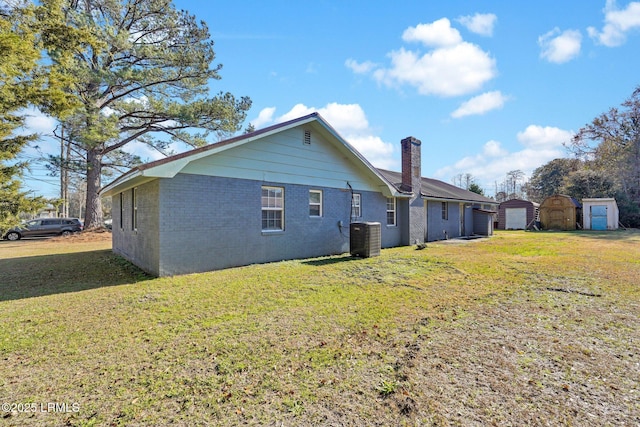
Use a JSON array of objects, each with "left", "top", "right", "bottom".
[
  {"left": 351, "top": 18, "right": 497, "bottom": 97},
  {"left": 345, "top": 58, "right": 378, "bottom": 74},
  {"left": 276, "top": 104, "right": 316, "bottom": 123},
  {"left": 373, "top": 43, "right": 496, "bottom": 97},
  {"left": 434, "top": 125, "right": 573, "bottom": 191},
  {"left": 346, "top": 135, "right": 396, "bottom": 170},
  {"left": 22, "top": 108, "right": 56, "bottom": 135},
  {"left": 451, "top": 91, "right": 509, "bottom": 118},
  {"left": 483, "top": 140, "right": 508, "bottom": 157},
  {"left": 402, "top": 18, "right": 463, "bottom": 47},
  {"left": 251, "top": 107, "right": 276, "bottom": 128},
  {"left": 457, "top": 13, "right": 497, "bottom": 36},
  {"left": 253, "top": 103, "right": 397, "bottom": 170},
  {"left": 588, "top": 0, "right": 640, "bottom": 47},
  {"left": 538, "top": 28, "right": 582, "bottom": 63},
  {"left": 517, "top": 125, "right": 573, "bottom": 149},
  {"left": 125, "top": 140, "right": 167, "bottom": 162},
  {"left": 314, "top": 103, "right": 369, "bottom": 133}
]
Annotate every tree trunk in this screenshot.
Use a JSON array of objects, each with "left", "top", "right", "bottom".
[{"left": 84, "top": 149, "right": 103, "bottom": 229}]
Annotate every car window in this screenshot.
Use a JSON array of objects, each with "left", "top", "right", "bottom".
[{"left": 26, "top": 220, "right": 40, "bottom": 227}]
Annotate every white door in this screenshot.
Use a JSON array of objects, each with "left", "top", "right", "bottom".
[{"left": 505, "top": 208, "right": 527, "bottom": 229}]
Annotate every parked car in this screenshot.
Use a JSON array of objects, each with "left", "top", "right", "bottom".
[{"left": 2, "top": 218, "right": 83, "bottom": 240}]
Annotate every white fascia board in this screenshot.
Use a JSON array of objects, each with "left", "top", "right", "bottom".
[
  {"left": 101, "top": 171, "right": 149, "bottom": 197},
  {"left": 422, "top": 195, "right": 499, "bottom": 206},
  {"left": 313, "top": 118, "right": 400, "bottom": 198},
  {"left": 101, "top": 117, "right": 321, "bottom": 197}
]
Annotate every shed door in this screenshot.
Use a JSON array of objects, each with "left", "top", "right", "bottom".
[
  {"left": 505, "top": 208, "right": 527, "bottom": 229},
  {"left": 548, "top": 209, "right": 566, "bottom": 230},
  {"left": 591, "top": 205, "right": 608, "bottom": 230}
]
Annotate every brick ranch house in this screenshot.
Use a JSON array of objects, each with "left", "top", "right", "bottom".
[{"left": 101, "top": 113, "right": 498, "bottom": 276}]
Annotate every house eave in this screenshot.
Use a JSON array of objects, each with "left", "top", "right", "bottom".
[
  {"left": 101, "top": 113, "right": 403, "bottom": 199},
  {"left": 421, "top": 195, "right": 499, "bottom": 206}
]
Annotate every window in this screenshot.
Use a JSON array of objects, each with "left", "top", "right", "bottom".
[
  {"left": 351, "top": 193, "right": 361, "bottom": 219},
  {"left": 132, "top": 187, "right": 138, "bottom": 231},
  {"left": 441, "top": 202, "right": 448, "bottom": 220},
  {"left": 119, "top": 193, "right": 124, "bottom": 229},
  {"left": 309, "top": 190, "right": 322, "bottom": 217},
  {"left": 262, "top": 186, "right": 284, "bottom": 231},
  {"left": 386, "top": 198, "right": 396, "bottom": 226}
]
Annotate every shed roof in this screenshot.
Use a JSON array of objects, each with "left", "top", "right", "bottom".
[
  {"left": 498, "top": 198, "right": 540, "bottom": 208},
  {"left": 540, "top": 194, "right": 582, "bottom": 208}
]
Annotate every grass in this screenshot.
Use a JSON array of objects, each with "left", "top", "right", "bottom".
[{"left": 0, "top": 230, "right": 639, "bottom": 426}]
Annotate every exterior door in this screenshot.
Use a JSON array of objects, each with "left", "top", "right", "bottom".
[
  {"left": 548, "top": 209, "right": 566, "bottom": 230},
  {"left": 590, "top": 205, "right": 608, "bottom": 230},
  {"left": 505, "top": 208, "right": 527, "bottom": 229}
]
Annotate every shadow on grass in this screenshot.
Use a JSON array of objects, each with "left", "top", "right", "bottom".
[
  {"left": 570, "top": 229, "right": 640, "bottom": 241},
  {"left": 302, "top": 255, "right": 360, "bottom": 266},
  {"left": 0, "top": 249, "right": 152, "bottom": 302}
]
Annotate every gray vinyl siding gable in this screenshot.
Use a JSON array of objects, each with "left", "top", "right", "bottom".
[{"left": 180, "top": 127, "right": 384, "bottom": 193}]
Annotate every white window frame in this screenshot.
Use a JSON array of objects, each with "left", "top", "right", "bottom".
[
  {"left": 351, "top": 193, "right": 361, "bottom": 219},
  {"left": 262, "top": 186, "right": 284, "bottom": 231},
  {"left": 119, "top": 192, "right": 124, "bottom": 230},
  {"left": 132, "top": 187, "right": 138, "bottom": 231},
  {"left": 386, "top": 197, "right": 396, "bottom": 226},
  {"left": 441, "top": 201, "right": 448, "bottom": 220},
  {"left": 309, "top": 190, "right": 322, "bottom": 217}
]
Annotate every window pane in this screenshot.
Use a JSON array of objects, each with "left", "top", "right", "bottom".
[
  {"left": 261, "top": 186, "right": 284, "bottom": 230},
  {"left": 262, "top": 210, "right": 282, "bottom": 230},
  {"left": 351, "top": 194, "right": 361, "bottom": 218},
  {"left": 387, "top": 211, "right": 395, "bottom": 225},
  {"left": 310, "top": 205, "right": 321, "bottom": 216},
  {"left": 309, "top": 191, "right": 321, "bottom": 204}
]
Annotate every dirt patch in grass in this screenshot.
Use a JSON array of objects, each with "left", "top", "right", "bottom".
[
  {"left": 48, "top": 227, "right": 112, "bottom": 243},
  {"left": 0, "top": 230, "right": 638, "bottom": 426}
]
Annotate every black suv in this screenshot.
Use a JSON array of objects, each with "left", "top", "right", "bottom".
[{"left": 3, "top": 218, "right": 83, "bottom": 240}]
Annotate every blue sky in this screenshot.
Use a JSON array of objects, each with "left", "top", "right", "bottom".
[{"left": 21, "top": 0, "right": 640, "bottom": 198}]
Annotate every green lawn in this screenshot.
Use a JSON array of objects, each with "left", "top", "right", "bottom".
[{"left": 1, "top": 231, "right": 638, "bottom": 426}]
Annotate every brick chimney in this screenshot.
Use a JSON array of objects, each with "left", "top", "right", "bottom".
[
  {"left": 401, "top": 136, "right": 422, "bottom": 194},
  {"left": 400, "top": 136, "right": 425, "bottom": 245}
]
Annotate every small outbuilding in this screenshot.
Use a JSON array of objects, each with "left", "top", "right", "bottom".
[
  {"left": 497, "top": 199, "right": 539, "bottom": 230},
  {"left": 582, "top": 198, "right": 619, "bottom": 230},
  {"left": 539, "top": 195, "right": 582, "bottom": 230}
]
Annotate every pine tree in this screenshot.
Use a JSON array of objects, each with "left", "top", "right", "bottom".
[
  {"left": 36, "top": 0, "right": 252, "bottom": 228},
  {"left": 1, "top": 4, "right": 48, "bottom": 233}
]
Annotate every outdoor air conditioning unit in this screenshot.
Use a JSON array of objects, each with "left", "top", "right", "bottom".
[{"left": 350, "top": 222, "right": 381, "bottom": 258}]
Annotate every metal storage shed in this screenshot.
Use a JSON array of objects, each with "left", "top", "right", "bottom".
[
  {"left": 497, "top": 199, "right": 539, "bottom": 230},
  {"left": 539, "top": 195, "right": 582, "bottom": 230},
  {"left": 582, "top": 198, "right": 619, "bottom": 230}
]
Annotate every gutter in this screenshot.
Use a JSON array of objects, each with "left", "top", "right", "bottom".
[{"left": 420, "top": 195, "right": 499, "bottom": 205}]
